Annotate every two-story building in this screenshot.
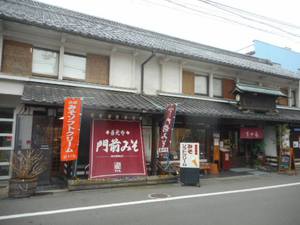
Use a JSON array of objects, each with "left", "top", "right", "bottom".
[{"left": 1, "top": 0, "right": 300, "bottom": 184}]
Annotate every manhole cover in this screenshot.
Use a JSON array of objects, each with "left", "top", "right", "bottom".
[{"left": 148, "top": 193, "right": 170, "bottom": 199}]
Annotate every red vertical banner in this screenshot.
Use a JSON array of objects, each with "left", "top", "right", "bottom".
[
  {"left": 158, "top": 103, "right": 177, "bottom": 159},
  {"left": 89, "top": 120, "right": 146, "bottom": 179},
  {"left": 60, "top": 98, "right": 82, "bottom": 161}
]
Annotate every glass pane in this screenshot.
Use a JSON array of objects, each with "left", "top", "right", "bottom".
[
  {"left": 195, "top": 76, "right": 208, "bottom": 95},
  {"left": 0, "top": 165, "right": 9, "bottom": 176},
  {"left": 0, "top": 136, "right": 12, "bottom": 147},
  {"left": 63, "top": 54, "right": 86, "bottom": 80},
  {"left": 213, "top": 79, "right": 222, "bottom": 97},
  {"left": 0, "top": 150, "right": 11, "bottom": 163},
  {"left": 0, "top": 108, "right": 14, "bottom": 118},
  {"left": 32, "top": 49, "right": 59, "bottom": 76},
  {"left": 0, "top": 121, "right": 13, "bottom": 133}
]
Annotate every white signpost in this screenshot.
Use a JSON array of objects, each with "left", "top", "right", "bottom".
[
  {"left": 180, "top": 142, "right": 200, "bottom": 186},
  {"left": 180, "top": 143, "right": 200, "bottom": 168}
]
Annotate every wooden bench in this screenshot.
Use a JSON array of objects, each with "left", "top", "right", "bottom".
[{"left": 200, "top": 163, "right": 210, "bottom": 175}]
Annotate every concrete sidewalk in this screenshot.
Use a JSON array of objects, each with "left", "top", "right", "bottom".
[{"left": 0, "top": 169, "right": 297, "bottom": 200}]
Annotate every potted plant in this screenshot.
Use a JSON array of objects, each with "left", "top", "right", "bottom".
[{"left": 8, "top": 149, "right": 46, "bottom": 198}]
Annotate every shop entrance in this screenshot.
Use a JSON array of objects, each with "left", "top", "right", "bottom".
[
  {"left": 239, "top": 138, "right": 265, "bottom": 168},
  {"left": 16, "top": 113, "right": 64, "bottom": 185}
]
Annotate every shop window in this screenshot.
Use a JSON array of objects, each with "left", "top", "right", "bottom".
[
  {"left": 213, "top": 78, "right": 223, "bottom": 97},
  {"left": 63, "top": 53, "right": 86, "bottom": 80},
  {"left": 0, "top": 108, "right": 14, "bottom": 119},
  {"left": 0, "top": 136, "right": 12, "bottom": 148},
  {"left": 171, "top": 128, "right": 207, "bottom": 160},
  {"left": 0, "top": 108, "right": 14, "bottom": 179},
  {"left": 0, "top": 121, "right": 13, "bottom": 133},
  {"left": 32, "top": 48, "right": 59, "bottom": 76},
  {"left": 195, "top": 75, "right": 208, "bottom": 95},
  {"left": 0, "top": 165, "right": 9, "bottom": 176},
  {"left": 0, "top": 151, "right": 11, "bottom": 163}
]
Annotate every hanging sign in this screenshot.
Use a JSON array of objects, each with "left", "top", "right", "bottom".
[
  {"left": 240, "top": 127, "right": 264, "bottom": 139},
  {"left": 158, "top": 104, "right": 177, "bottom": 158},
  {"left": 180, "top": 143, "right": 200, "bottom": 168},
  {"left": 89, "top": 120, "right": 146, "bottom": 179},
  {"left": 60, "top": 97, "right": 82, "bottom": 161}
]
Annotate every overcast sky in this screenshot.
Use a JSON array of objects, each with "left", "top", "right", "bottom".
[{"left": 38, "top": 0, "right": 300, "bottom": 53}]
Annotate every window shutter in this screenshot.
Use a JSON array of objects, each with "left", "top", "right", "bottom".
[
  {"left": 2, "top": 40, "right": 33, "bottom": 76},
  {"left": 86, "top": 54, "right": 109, "bottom": 85},
  {"left": 182, "top": 70, "right": 195, "bottom": 95}
]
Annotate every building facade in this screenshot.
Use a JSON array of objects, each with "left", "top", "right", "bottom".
[{"left": 1, "top": 0, "right": 300, "bottom": 183}]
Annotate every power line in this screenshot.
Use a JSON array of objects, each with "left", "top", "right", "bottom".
[
  {"left": 196, "top": 0, "right": 300, "bottom": 37},
  {"left": 161, "top": 0, "right": 299, "bottom": 40},
  {"left": 197, "top": 0, "right": 300, "bottom": 30}
]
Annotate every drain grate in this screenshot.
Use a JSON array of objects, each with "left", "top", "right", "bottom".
[{"left": 148, "top": 193, "right": 170, "bottom": 199}]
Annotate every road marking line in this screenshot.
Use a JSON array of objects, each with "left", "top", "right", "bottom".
[{"left": 1, "top": 182, "right": 300, "bottom": 221}]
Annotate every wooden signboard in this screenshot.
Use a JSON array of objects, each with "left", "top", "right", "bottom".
[{"left": 279, "top": 148, "right": 296, "bottom": 175}]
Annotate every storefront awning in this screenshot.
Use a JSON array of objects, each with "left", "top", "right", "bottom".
[
  {"left": 145, "top": 94, "right": 300, "bottom": 123},
  {"left": 234, "top": 83, "right": 286, "bottom": 97},
  {"left": 21, "top": 83, "right": 300, "bottom": 123},
  {"left": 21, "top": 83, "right": 160, "bottom": 113}
]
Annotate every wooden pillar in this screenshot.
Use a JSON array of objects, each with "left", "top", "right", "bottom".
[
  {"left": 209, "top": 72, "right": 214, "bottom": 98},
  {"left": 151, "top": 116, "right": 159, "bottom": 175}
]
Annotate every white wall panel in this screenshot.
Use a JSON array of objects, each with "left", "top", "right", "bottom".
[
  {"left": 143, "top": 60, "right": 161, "bottom": 95},
  {"left": 109, "top": 52, "right": 134, "bottom": 88},
  {"left": 161, "top": 61, "right": 181, "bottom": 93},
  {"left": 264, "top": 126, "right": 277, "bottom": 157}
]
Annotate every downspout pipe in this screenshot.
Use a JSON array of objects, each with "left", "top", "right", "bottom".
[{"left": 141, "top": 52, "right": 155, "bottom": 94}]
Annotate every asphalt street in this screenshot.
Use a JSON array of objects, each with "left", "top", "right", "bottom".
[{"left": 1, "top": 173, "right": 300, "bottom": 225}]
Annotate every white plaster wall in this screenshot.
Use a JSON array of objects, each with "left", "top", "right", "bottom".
[
  {"left": 0, "top": 94, "right": 21, "bottom": 107},
  {"left": 134, "top": 59, "right": 141, "bottom": 92},
  {"left": 109, "top": 52, "right": 134, "bottom": 89},
  {"left": 264, "top": 126, "right": 277, "bottom": 157},
  {"left": 143, "top": 59, "right": 161, "bottom": 95},
  {"left": 0, "top": 81, "right": 24, "bottom": 95},
  {"left": 161, "top": 61, "right": 181, "bottom": 93}
]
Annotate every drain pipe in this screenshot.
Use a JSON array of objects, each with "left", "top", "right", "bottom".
[{"left": 141, "top": 52, "right": 155, "bottom": 94}]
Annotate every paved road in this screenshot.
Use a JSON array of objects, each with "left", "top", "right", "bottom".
[{"left": 1, "top": 173, "right": 300, "bottom": 225}]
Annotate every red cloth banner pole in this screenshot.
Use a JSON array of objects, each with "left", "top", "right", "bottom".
[
  {"left": 60, "top": 97, "right": 83, "bottom": 161},
  {"left": 158, "top": 103, "right": 177, "bottom": 161}
]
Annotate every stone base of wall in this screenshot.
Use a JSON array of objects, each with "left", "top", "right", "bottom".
[{"left": 68, "top": 175, "right": 178, "bottom": 191}]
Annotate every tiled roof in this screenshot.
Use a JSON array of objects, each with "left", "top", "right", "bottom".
[
  {"left": 22, "top": 83, "right": 300, "bottom": 123},
  {"left": 0, "top": 0, "right": 299, "bottom": 79},
  {"left": 21, "top": 83, "right": 159, "bottom": 113},
  {"left": 234, "top": 83, "right": 286, "bottom": 97},
  {"left": 145, "top": 94, "right": 300, "bottom": 123}
]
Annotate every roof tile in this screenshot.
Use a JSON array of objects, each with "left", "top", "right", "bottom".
[{"left": 0, "top": 0, "right": 299, "bottom": 79}]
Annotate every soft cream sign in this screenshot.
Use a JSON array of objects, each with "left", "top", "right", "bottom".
[{"left": 180, "top": 143, "right": 200, "bottom": 168}]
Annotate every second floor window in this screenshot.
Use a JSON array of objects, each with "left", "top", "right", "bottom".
[
  {"left": 213, "top": 78, "right": 223, "bottom": 97},
  {"left": 63, "top": 54, "right": 86, "bottom": 80},
  {"left": 32, "top": 48, "right": 59, "bottom": 76},
  {"left": 194, "top": 75, "right": 208, "bottom": 95}
]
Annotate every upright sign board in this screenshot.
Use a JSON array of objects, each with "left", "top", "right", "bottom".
[
  {"left": 158, "top": 103, "right": 177, "bottom": 159},
  {"left": 180, "top": 142, "right": 200, "bottom": 186},
  {"left": 180, "top": 143, "right": 200, "bottom": 168},
  {"left": 89, "top": 120, "right": 147, "bottom": 179},
  {"left": 60, "top": 98, "right": 82, "bottom": 161}
]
